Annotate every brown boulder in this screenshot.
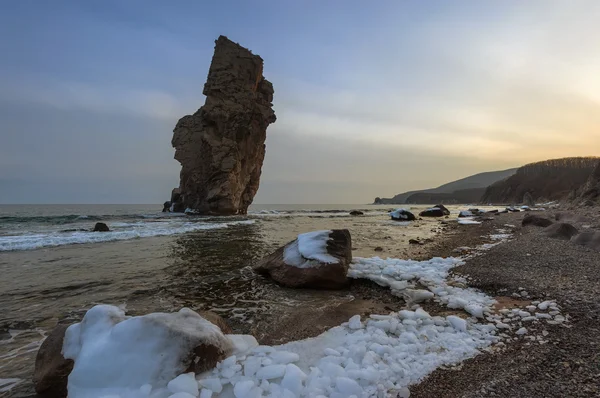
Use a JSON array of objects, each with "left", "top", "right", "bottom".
[
  {"left": 253, "top": 229, "right": 352, "bottom": 289},
  {"left": 522, "top": 214, "right": 553, "bottom": 227},
  {"left": 198, "top": 311, "right": 233, "bottom": 334},
  {"left": 171, "top": 36, "right": 276, "bottom": 215},
  {"left": 419, "top": 207, "right": 445, "bottom": 217},
  {"left": 544, "top": 223, "right": 578, "bottom": 240},
  {"left": 571, "top": 231, "right": 600, "bottom": 251},
  {"left": 33, "top": 324, "right": 73, "bottom": 397}
]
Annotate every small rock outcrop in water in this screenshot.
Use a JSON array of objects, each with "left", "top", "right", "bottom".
[
  {"left": 33, "top": 324, "right": 73, "bottom": 397},
  {"left": 92, "top": 222, "right": 109, "bottom": 232},
  {"left": 254, "top": 230, "right": 352, "bottom": 289},
  {"left": 419, "top": 205, "right": 449, "bottom": 217},
  {"left": 523, "top": 192, "right": 535, "bottom": 207},
  {"left": 390, "top": 208, "right": 416, "bottom": 221},
  {"left": 162, "top": 201, "right": 171, "bottom": 212},
  {"left": 171, "top": 36, "right": 276, "bottom": 215}
]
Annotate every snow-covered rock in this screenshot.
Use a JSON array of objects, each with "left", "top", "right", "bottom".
[
  {"left": 63, "top": 305, "right": 234, "bottom": 398},
  {"left": 253, "top": 229, "right": 352, "bottom": 289},
  {"left": 390, "top": 208, "right": 416, "bottom": 221}
]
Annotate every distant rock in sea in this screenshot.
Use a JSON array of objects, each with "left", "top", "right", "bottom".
[{"left": 170, "top": 35, "right": 276, "bottom": 215}]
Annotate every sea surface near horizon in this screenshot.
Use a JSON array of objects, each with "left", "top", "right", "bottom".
[{"left": 0, "top": 203, "right": 480, "bottom": 395}]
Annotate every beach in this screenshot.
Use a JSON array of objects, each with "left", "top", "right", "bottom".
[{"left": 1, "top": 204, "right": 597, "bottom": 397}]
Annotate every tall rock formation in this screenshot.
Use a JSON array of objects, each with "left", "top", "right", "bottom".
[{"left": 171, "top": 36, "right": 276, "bottom": 215}]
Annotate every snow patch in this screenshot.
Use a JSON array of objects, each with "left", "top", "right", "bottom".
[{"left": 283, "top": 230, "right": 338, "bottom": 268}]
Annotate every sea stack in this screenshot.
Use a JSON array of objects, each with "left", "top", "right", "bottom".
[{"left": 171, "top": 36, "right": 276, "bottom": 215}]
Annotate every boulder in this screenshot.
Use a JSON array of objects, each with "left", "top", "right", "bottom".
[
  {"left": 349, "top": 210, "right": 364, "bottom": 216},
  {"left": 171, "top": 36, "right": 276, "bottom": 215},
  {"left": 506, "top": 207, "right": 521, "bottom": 212},
  {"left": 33, "top": 324, "right": 73, "bottom": 397},
  {"left": 253, "top": 229, "right": 352, "bottom": 289},
  {"left": 458, "top": 210, "right": 474, "bottom": 218},
  {"left": 92, "top": 222, "right": 109, "bottom": 232},
  {"left": 571, "top": 231, "right": 600, "bottom": 251},
  {"left": 162, "top": 201, "right": 171, "bottom": 212},
  {"left": 522, "top": 214, "right": 553, "bottom": 228},
  {"left": 485, "top": 209, "right": 499, "bottom": 214},
  {"left": 408, "top": 239, "right": 423, "bottom": 245},
  {"left": 390, "top": 208, "right": 416, "bottom": 221},
  {"left": 197, "top": 311, "right": 233, "bottom": 334},
  {"left": 63, "top": 305, "right": 234, "bottom": 393},
  {"left": 419, "top": 207, "right": 445, "bottom": 217},
  {"left": 544, "top": 223, "right": 578, "bottom": 240},
  {"left": 434, "top": 204, "right": 450, "bottom": 215}
]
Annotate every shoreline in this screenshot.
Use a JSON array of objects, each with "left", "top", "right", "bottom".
[{"left": 5, "top": 207, "right": 598, "bottom": 397}]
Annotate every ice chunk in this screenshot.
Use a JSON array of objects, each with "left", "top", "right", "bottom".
[
  {"left": 233, "top": 380, "right": 255, "bottom": 397},
  {"left": 269, "top": 351, "right": 300, "bottom": 364},
  {"left": 281, "top": 364, "right": 306, "bottom": 395},
  {"left": 515, "top": 328, "right": 528, "bottom": 335},
  {"left": 256, "top": 364, "right": 286, "bottom": 379},
  {"left": 447, "top": 316, "right": 467, "bottom": 332},
  {"left": 167, "top": 373, "right": 199, "bottom": 396},
  {"left": 348, "top": 315, "right": 362, "bottom": 329},
  {"left": 335, "top": 377, "right": 363, "bottom": 396}
]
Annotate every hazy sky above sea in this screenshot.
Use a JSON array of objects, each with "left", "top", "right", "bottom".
[{"left": 1, "top": 1, "right": 599, "bottom": 204}]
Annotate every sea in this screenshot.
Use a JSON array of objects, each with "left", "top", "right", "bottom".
[{"left": 0, "top": 203, "right": 466, "bottom": 395}]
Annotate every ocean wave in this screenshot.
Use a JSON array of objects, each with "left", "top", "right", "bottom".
[
  {"left": 0, "top": 212, "right": 189, "bottom": 226},
  {"left": 0, "top": 220, "right": 256, "bottom": 252},
  {"left": 249, "top": 209, "right": 391, "bottom": 217}
]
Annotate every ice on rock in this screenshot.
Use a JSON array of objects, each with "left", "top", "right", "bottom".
[
  {"left": 167, "top": 373, "right": 199, "bottom": 396},
  {"left": 283, "top": 230, "right": 338, "bottom": 268},
  {"left": 537, "top": 301, "right": 553, "bottom": 310}
]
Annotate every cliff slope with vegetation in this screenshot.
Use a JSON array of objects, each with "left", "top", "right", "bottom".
[
  {"left": 481, "top": 157, "right": 599, "bottom": 205},
  {"left": 374, "top": 168, "right": 517, "bottom": 204}
]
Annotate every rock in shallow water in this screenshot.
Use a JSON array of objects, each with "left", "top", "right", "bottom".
[
  {"left": 171, "top": 35, "right": 276, "bottom": 215},
  {"left": 92, "top": 222, "right": 109, "bottom": 232},
  {"left": 33, "top": 324, "right": 73, "bottom": 397},
  {"left": 253, "top": 229, "right": 352, "bottom": 289}
]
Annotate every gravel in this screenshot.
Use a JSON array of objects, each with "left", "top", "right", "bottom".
[{"left": 411, "top": 210, "right": 600, "bottom": 398}]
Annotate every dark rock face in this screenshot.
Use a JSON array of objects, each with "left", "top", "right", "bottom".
[
  {"left": 544, "top": 223, "right": 578, "bottom": 240},
  {"left": 171, "top": 36, "right": 276, "bottom": 215},
  {"left": 579, "top": 161, "right": 600, "bottom": 205},
  {"left": 162, "top": 201, "right": 171, "bottom": 212},
  {"left": 253, "top": 229, "right": 352, "bottom": 289},
  {"left": 92, "top": 222, "right": 109, "bottom": 232},
  {"left": 571, "top": 231, "right": 600, "bottom": 251},
  {"left": 523, "top": 192, "right": 535, "bottom": 206},
  {"left": 33, "top": 324, "right": 73, "bottom": 397},
  {"left": 522, "top": 214, "right": 553, "bottom": 228},
  {"left": 434, "top": 204, "right": 450, "bottom": 215},
  {"left": 419, "top": 208, "right": 445, "bottom": 217}
]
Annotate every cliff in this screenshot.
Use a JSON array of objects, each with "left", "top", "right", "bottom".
[{"left": 171, "top": 36, "right": 276, "bottom": 214}]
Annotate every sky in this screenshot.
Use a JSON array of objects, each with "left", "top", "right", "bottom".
[{"left": 1, "top": 0, "right": 599, "bottom": 204}]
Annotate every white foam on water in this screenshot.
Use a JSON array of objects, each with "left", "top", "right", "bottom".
[{"left": 0, "top": 220, "right": 255, "bottom": 251}]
